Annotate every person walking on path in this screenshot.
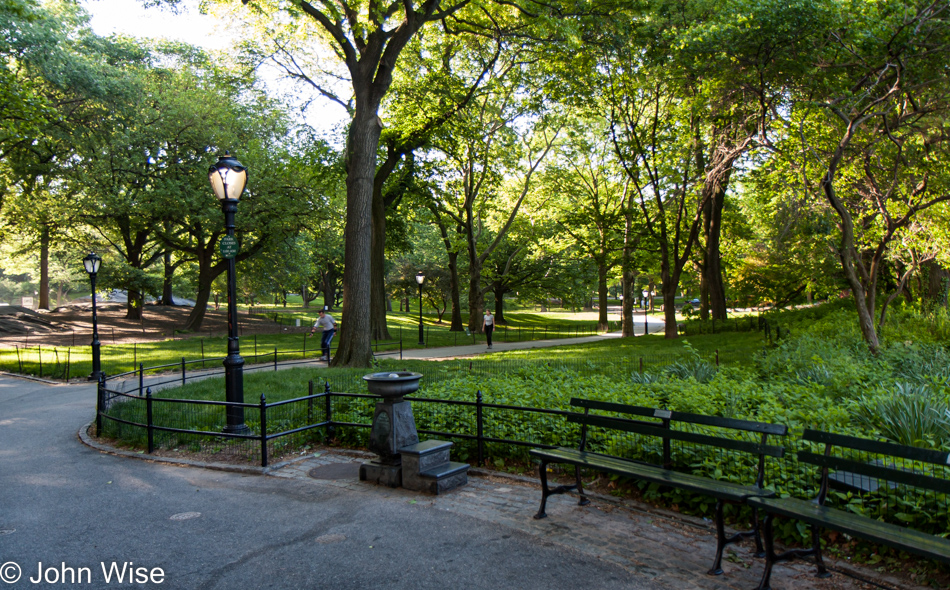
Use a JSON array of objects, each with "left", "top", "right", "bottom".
[
  {"left": 483, "top": 309, "right": 495, "bottom": 349},
  {"left": 309, "top": 307, "right": 337, "bottom": 360}
]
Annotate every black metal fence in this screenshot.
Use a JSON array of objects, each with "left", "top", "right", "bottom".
[
  {"left": 95, "top": 374, "right": 576, "bottom": 468},
  {"left": 0, "top": 335, "right": 401, "bottom": 381}
]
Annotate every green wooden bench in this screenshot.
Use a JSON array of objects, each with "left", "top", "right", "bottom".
[
  {"left": 748, "top": 429, "right": 950, "bottom": 590},
  {"left": 529, "top": 398, "right": 787, "bottom": 576}
]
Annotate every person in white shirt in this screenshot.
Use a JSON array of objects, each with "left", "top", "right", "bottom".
[
  {"left": 482, "top": 309, "right": 495, "bottom": 350},
  {"left": 309, "top": 308, "right": 337, "bottom": 360}
]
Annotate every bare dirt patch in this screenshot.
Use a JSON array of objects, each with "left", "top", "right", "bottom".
[{"left": 0, "top": 303, "right": 305, "bottom": 348}]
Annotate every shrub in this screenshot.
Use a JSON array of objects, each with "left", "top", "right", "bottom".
[{"left": 853, "top": 382, "right": 950, "bottom": 449}]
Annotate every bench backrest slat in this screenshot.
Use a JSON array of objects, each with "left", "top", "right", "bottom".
[
  {"left": 569, "top": 414, "right": 785, "bottom": 458},
  {"left": 799, "top": 451, "right": 950, "bottom": 495},
  {"left": 803, "top": 429, "right": 950, "bottom": 466},
  {"left": 571, "top": 398, "right": 786, "bottom": 436}
]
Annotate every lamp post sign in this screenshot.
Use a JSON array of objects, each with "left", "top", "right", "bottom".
[{"left": 219, "top": 235, "right": 239, "bottom": 259}]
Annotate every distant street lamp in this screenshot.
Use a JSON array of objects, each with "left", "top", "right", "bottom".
[
  {"left": 82, "top": 252, "right": 102, "bottom": 381},
  {"left": 209, "top": 152, "right": 249, "bottom": 435},
  {"left": 415, "top": 272, "right": 425, "bottom": 346}
]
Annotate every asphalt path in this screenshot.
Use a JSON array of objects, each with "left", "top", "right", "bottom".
[{"left": 0, "top": 377, "right": 656, "bottom": 590}]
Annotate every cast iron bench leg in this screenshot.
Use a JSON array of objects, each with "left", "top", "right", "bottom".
[
  {"left": 811, "top": 526, "right": 831, "bottom": 578},
  {"left": 752, "top": 507, "right": 765, "bottom": 557},
  {"left": 534, "top": 459, "right": 551, "bottom": 519},
  {"left": 755, "top": 512, "right": 827, "bottom": 590},
  {"left": 708, "top": 499, "right": 727, "bottom": 575},
  {"left": 574, "top": 465, "right": 590, "bottom": 506},
  {"left": 754, "top": 512, "right": 777, "bottom": 590}
]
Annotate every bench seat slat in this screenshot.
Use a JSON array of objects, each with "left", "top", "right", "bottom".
[
  {"left": 570, "top": 398, "right": 787, "bottom": 435},
  {"left": 530, "top": 447, "right": 776, "bottom": 502},
  {"left": 748, "top": 496, "right": 950, "bottom": 564},
  {"left": 569, "top": 414, "right": 785, "bottom": 458},
  {"left": 798, "top": 452, "right": 950, "bottom": 495},
  {"left": 803, "top": 429, "right": 950, "bottom": 465}
]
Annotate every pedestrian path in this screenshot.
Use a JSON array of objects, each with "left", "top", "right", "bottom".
[
  {"left": 402, "top": 312, "right": 664, "bottom": 360},
  {"left": 105, "top": 315, "right": 665, "bottom": 394},
  {"left": 262, "top": 449, "right": 906, "bottom": 590}
]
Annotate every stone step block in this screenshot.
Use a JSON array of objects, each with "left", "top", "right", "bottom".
[{"left": 399, "top": 440, "right": 453, "bottom": 474}]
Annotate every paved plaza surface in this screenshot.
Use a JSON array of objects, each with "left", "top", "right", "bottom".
[{"left": 0, "top": 346, "right": 922, "bottom": 590}]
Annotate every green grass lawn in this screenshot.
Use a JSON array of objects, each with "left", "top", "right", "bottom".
[{"left": 0, "top": 309, "right": 620, "bottom": 380}]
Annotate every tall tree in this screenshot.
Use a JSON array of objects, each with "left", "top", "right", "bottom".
[
  {"left": 784, "top": 0, "right": 950, "bottom": 352},
  {"left": 227, "top": 0, "right": 473, "bottom": 366}
]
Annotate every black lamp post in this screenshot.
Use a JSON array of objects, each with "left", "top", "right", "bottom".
[
  {"left": 415, "top": 272, "right": 425, "bottom": 346},
  {"left": 208, "top": 152, "right": 249, "bottom": 435},
  {"left": 83, "top": 252, "right": 102, "bottom": 381}
]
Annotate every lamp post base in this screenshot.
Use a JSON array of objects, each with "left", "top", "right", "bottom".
[{"left": 223, "top": 352, "right": 248, "bottom": 435}]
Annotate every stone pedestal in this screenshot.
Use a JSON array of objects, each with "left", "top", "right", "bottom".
[
  {"left": 368, "top": 400, "right": 419, "bottom": 462},
  {"left": 358, "top": 398, "right": 420, "bottom": 488}
]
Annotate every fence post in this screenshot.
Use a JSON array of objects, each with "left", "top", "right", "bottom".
[
  {"left": 96, "top": 373, "right": 105, "bottom": 435},
  {"left": 200, "top": 339, "right": 205, "bottom": 368},
  {"left": 324, "top": 381, "right": 334, "bottom": 442},
  {"left": 639, "top": 357, "right": 644, "bottom": 374},
  {"left": 716, "top": 349, "right": 720, "bottom": 366},
  {"left": 181, "top": 357, "right": 186, "bottom": 385},
  {"left": 274, "top": 347, "right": 278, "bottom": 371},
  {"left": 476, "top": 390, "right": 484, "bottom": 466},
  {"left": 399, "top": 338, "right": 403, "bottom": 361},
  {"left": 133, "top": 343, "right": 137, "bottom": 372},
  {"left": 38, "top": 347, "right": 42, "bottom": 378},
  {"left": 308, "top": 380, "right": 314, "bottom": 423},
  {"left": 15, "top": 344, "right": 21, "bottom": 373},
  {"left": 303, "top": 333, "right": 307, "bottom": 358},
  {"left": 65, "top": 348, "right": 71, "bottom": 381},
  {"left": 254, "top": 334, "right": 258, "bottom": 358},
  {"left": 260, "top": 393, "right": 268, "bottom": 468},
  {"left": 139, "top": 363, "right": 144, "bottom": 397},
  {"left": 146, "top": 387, "right": 154, "bottom": 454}
]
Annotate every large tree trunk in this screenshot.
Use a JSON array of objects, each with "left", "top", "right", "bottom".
[
  {"left": 823, "top": 171, "right": 880, "bottom": 353},
  {"left": 370, "top": 188, "right": 392, "bottom": 340},
  {"left": 183, "top": 274, "right": 214, "bottom": 332},
  {"left": 621, "top": 187, "right": 638, "bottom": 337},
  {"left": 126, "top": 289, "right": 143, "bottom": 321},
  {"left": 182, "top": 247, "right": 225, "bottom": 332},
  {"left": 467, "top": 256, "right": 484, "bottom": 334},
  {"left": 160, "top": 250, "right": 174, "bottom": 306},
  {"left": 661, "top": 281, "right": 678, "bottom": 339},
  {"left": 332, "top": 100, "right": 379, "bottom": 367},
  {"left": 925, "top": 260, "right": 949, "bottom": 308},
  {"left": 597, "top": 263, "right": 609, "bottom": 332},
  {"left": 493, "top": 286, "right": 506, "bottom": 325},
  {"left": 701, "top": 184, "right": 728, "bottom": 321},
  {"left": 38, "top": 224, "right": 49, "bottom": 310}
]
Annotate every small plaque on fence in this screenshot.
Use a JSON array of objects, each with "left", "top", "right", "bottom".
[{"left": 653, "top": 409, "right": 672, "bottom": 419}]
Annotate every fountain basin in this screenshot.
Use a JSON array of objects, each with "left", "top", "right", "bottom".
[{"left": 363, "top": 371, "right": 422, "bottom": 399}]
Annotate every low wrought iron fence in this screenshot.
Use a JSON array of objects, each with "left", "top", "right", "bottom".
[
  {"left": 95, "top": 373, "right": 577, "bottom": 468},
  {"left": 0, "top": 334, "right": 402, "bottom": 381}
]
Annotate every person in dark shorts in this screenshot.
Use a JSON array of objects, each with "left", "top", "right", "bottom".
[{"left": 482, "top": 309, "right": 494, "bottom": 349}]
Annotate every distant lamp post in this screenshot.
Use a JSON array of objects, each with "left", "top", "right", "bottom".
[
  {"left": 209, "top": 152, "right": 249, "bottom": 435},
  {"left": 415, "top": 272, "right": 425, "bottom": 346},
  {"left": 83, "top": 252, "right": 102, "bottom": 381}
]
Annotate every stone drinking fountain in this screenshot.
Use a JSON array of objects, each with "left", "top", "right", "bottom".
[{"left": 359, "top": 372, "right": 469, "bottom": 494}]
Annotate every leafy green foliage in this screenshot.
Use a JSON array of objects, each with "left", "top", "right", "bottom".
[{"left": 853, "top": 383, "right": 950, "bottom": 449}]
